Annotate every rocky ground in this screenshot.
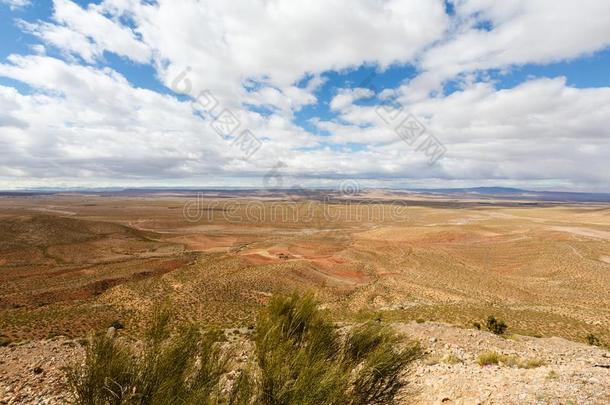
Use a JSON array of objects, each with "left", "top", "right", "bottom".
[
  {"left": 1, "top": 322, "right": 609, "bottom": 404},
  {"left": 400, "top": 322, "right": 610, "bottom": 404},
  {"left": 0, "top": 338, "right": 83, "bottom": 404}
]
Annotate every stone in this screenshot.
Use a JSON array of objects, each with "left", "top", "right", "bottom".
[{"left": 105, "top": 327, "right": 116, "bottom": 339}]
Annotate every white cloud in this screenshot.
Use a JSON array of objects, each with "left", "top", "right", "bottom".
[
  {"left": 1, "top": 0, "right": 610, "bottom": 191},
  {"left": 102, "top": 0, "right": 448, "bottom": 108},
  {"left": 432, "top": 0, "right": 610, "bottom": 71},
  {"left": 0, "top": 56, "right": 227, "bottom": 181},
  {"left": 330, "top": 88, "right": 374, "bottom": 111},
  {"left": 0, "top": 54, "right": 323, "bottom": 187},
  {"left": 1, "top": 0, "right": 30, "bottom": 10},
  {"left": 330, "top": 77, "right": 610, "bottom": 188},
  {"left": 18, "top": 20, "right": 100, "bottom": 63},
  {"left": 398, "top": 0, "right": 610, "bottom": 101},
  {"left": 22, "top": 0, "right": 150, "bottom": 64}
]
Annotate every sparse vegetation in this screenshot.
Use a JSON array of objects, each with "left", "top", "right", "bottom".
[
  {"left": 0, "top": 335, "right": 12, "bottom": 347},
  {"left": 110, "top": 320, "right": 124, "bottom": 330},
  {"left": 46, "top": 331, "right": 61, "bottom": 339},
  {"left": 486, "top": 316, "right": 507, "bottom": 335},
  {"left": 2, "top": 196, "right": 610, "bottom": 402},
  {"left": 65, "top": 304, "right": 241, "bottom": 404},
  {"left": 547, "top": 370, "right": 559, "bottom": 380},
  {"left": 477, "top": 351, "right": 501, "bottom": 366},
  {"left": 477, "top": 351, "right": 545, "bottom": 368},
  {"left": 66, "top": 293, "right": 421, "bottom": 405},
  {"left": 442, "top": 353, "right": 463, "bottom": 365},
  {"left": 2, "top": 198, "right": 610, "bottom": 346},
  {"left": 519, "top": 358, "right": 546, "bottom": 369},
  {"left": 586, "top": 333, "right": 601, "bottom": 347}
]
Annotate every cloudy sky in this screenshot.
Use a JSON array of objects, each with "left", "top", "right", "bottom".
[{"left": 1, "top": 0, "right": 609, "bottom": 191}]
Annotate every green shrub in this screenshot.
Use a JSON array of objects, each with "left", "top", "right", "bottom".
[
  {"left": 254, "top": 293, "right": 420, "bottom": 405},
  {"left": 66, "top": 294, "right": 420, "bottom": 405},
  {"left": 254, "top": 293, "right": 351, "bottom": 404},
  {"left": 65, "top": 331, "right": 135, "bottom": 404},
  {"left": 348, "top": 322, "right": 420, "bottom": 404},
  {"left": 586, "top": 333, "right": 601, "bottom": 346},
  {"left": 485, "top": 316, "right": 507, "bottom": 335},
  {"left": 65, "top": 305, "right": 240, "bottom": 405}
]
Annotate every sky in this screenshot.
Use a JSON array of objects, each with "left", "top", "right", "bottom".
[{"left": 0, "top": 0, "right": 609, "bottom": 191}]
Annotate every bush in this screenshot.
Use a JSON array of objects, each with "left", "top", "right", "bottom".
[
  {"left": 472, "top": 322, "right": 481, "bottom": 330},
  {"left": 66, "top": 294, "right": 420, "bottom": 405},
  {"left": 348, "top": 322, "right": 421, "bottom": 404},
  {"left": 65, "top": 305, "right": 241, "bottom": 405},
  {"left": 586, "top": 333, "right": 601, "bottom": 346},
  {"left": 110, "top": 320, "right": 125, "bottom": 330},
  {"left": 65, "top": 330, "right": 136, "bottom": 404},
  {"left": 485, "top": 316, "right": 507, "bottom": 335},
  {"left": 254, "top": 293, "right": 420, "bottom": 405}
]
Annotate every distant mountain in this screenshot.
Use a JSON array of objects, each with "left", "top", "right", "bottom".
[
  {"left": 411, "top": 187, "right": 529, "bottom": 195},
  {"left": 2, "top": 186, "right": 610, "bottom": 203},
  {"left": 409, "top": 187, "right": 610, "bottom": 202}
]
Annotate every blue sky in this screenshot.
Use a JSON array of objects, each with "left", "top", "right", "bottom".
[{"left": 1, "top": 0, "right": 609, "bottom": 191}]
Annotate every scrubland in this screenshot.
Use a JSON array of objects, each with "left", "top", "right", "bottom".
[{"left": 0, "top": 191, "right": 609, "bottom": 403}]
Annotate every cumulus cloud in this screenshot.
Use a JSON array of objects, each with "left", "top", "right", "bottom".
[
  {"left": 330, "top": 88, "right": 375, "bottom": 111},
  {"left": 399, "top": 0, "right": 610, "bottom": 101},
  {"left": 0, "top": 0, "right": 609, "bottom": 191},
  {"left": 106, "top": 0, "right": 448, "bottom": 108},
  {"left": 22, "top": 0, "right": 150, "bottom": 64},
  {"left": 432, "top": 1, "right": 610, "bottom": 71},
  {"left": 0, "top": 56, "right": 226, "bottom": 181}
]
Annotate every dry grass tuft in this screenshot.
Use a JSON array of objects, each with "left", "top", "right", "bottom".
[
  {"left": 477, "top": 351, "right": 545, "bottom": 369},
  {"left": 442, "top": 353, "right": 463, "bottom": 365}
]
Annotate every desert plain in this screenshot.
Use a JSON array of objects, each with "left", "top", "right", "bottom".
[{"left": 1, "top": 190, "right": 609, "bottom": 403}]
